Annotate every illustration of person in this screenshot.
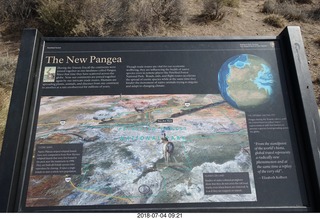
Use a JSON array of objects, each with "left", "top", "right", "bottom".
[{"left": 161, "top": 132, "right": 174, "bottom": 164}]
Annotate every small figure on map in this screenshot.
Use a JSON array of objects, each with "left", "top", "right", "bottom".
[
  {"left": 161, "top": 132, "right": 174, "bottom": 164},
  {"left": 134, "top": 106, "right": 144, "bottom": 113},
  {"left": 93, "top": 111, "right": 114, "bottom": 124}
]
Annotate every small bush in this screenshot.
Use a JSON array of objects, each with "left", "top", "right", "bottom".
[
  {"left": 124, "top": 1, "right": 152, "bottom": 35},
  {"left": 262, "top": 1, "right": 307, "bottom": 21},
  {"left": 127, "top": 0, "right": 184, "bottom": 35},
  {"left": 203, "top": 0, "right": 226, "bottom": 20},
  {"left": 277, "top": 0, "right": 312, "bottom": 3},
  {"left": 261, "top": 0, "right": 313, "bottom": 21},
  {"left": 192, "top": 0, "right": 226, "bottom": 24},
  {"left": 151, "top": 0, "right": 185, "bottom": 27},
  {"left": 37, "top": 0, "right": 83, "bottom": 36},
  {"left": 295, "top": 0, "right": 313, "bottom": 3},
  {"left": 108, "top": 0, "right": 131, "bottom": 35},
  {"left": 0, "top": 0, "right": 38, "bottom": 37},
  {"left": 0, "top": 0, "right": 38, "bottom": 22},
  {"left": 194, "top": 0, "right": 238, "bottom": 24},
  {"left": 73, "top": 0, "right": 129, "bottom": 36},
  {"left": 309, "top": 6, "right": 320, "bottom": 21},
  {"left": 262, "top": 0, "right": 276, "bottom": 14},
  {"left": 263, "top": 15, "right": 286, "bottom": 28},
  {"left": 280, "top": 2, "right": 306, "bottom": 21},
  {"left": 224, "top": 0, "right": 240, "bottom": 7}
]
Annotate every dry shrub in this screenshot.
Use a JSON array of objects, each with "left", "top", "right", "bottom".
[
  {"left": 125, "top": 1, "right": 154, "bottom": 35},
  {"left": 224, "top": 0, "right": 240, "bottom": 7},
  {"left": 202, "top": 0, "right": 226, "bottom": 21},
  {"left": 294, "top": 0, "right": 313, "bottom": 3},
  {"left": 0, "top": 0, "right": 38, "bottom": 37},
  {"left": 127, "top": 0, "right": 185, "bottom": 35},
  {"left": 37, "top": 0, "right": 85, "bottom": 36},
  {"left": 37, "top": 0, "right": 131, "bottom": 37},
  {"left": 192, "top": 0, "right": 226, "bottom": 24},
  {"left": 279, "top": 2, "right": 306, "bottom": 21},
  {"left": 277, "top": 0, "right": 312, "bottom": 3},
  {"left": 263, "top": 15, "right": 286, "bottom": 28},
  {"left": 262, "top": 0, "right": 307, "bottom": 21},
  {"left": 0, "top": 0, "right": 38, "bottom": 22},
  {"left": 36, "top": 0, "right": 184, "bottom": 37},
  {"left": 262, "top": 0, "right": 276, "bottom": 13},
  {"left": 309, "top": 6, "right": 320, "bottom": 21},
  {"left": 151, "top": 0, "right": 185, "bottom": 27},
  {"left": 1, "top": 0, "right": 185, "bottom": 37},
  {"left": 193, "top": 0, "right": 238, "bottom": 24},
  {"left": 73, "top": 0, "right": 129, "bottom": 36}
]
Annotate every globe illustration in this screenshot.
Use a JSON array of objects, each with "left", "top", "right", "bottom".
[{"left": 218, "top": 54, "right": 274, "bottom": 111}]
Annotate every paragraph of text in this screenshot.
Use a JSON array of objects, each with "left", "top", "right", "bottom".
[
  {"left": 33, "top": 144, "right": 83, "bottom": 175},
  {"left": 125, "top": 65, "right": 198, "bottom": 89},
  {"left": 254, "top": 141, "right": 292, "bottom": 180}
]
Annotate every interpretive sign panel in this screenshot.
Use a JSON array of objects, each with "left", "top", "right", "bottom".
[{"left": 0, "top": 27, "right": 319, "bottom": 212}]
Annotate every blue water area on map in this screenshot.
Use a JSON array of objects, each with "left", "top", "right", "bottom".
[
  {"left": 218, "top": 54, "right": 274, "bottom": 111},
  {"left": 218, "top": 54, "right": 250, "bottom": 109},
  {"left": 253, "top": 64, "right": 273, "bottom": 95},
  {"left": 229, "top": 54, "right": 250, "bottom": 69}
]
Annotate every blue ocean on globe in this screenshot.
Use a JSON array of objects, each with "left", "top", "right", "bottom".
[
  {"left": 253, "top": 63, "right": 273, "bottom": 95},
  {"left": 218, "top": 54, "right": 274, "bottom": 111}
]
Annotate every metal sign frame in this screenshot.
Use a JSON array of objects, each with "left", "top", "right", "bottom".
[{"left": 0, "top": 26, "right": 319, "bottom": 212}]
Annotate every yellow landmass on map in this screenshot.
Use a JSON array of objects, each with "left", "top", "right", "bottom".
[{"left": 227, "top": 63, "right": 269, "bottom": 108}]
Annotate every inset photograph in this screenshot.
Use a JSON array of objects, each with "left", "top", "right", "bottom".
[{"left": 43, "top": 66, "right": 56, "bottom": 83}]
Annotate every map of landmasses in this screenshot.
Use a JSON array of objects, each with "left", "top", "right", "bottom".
[
  {"left": 26, "top": 94, "right": 257, "bottom": 207},
  {"left": 218, "top": 54, "right": 274, "bottom": 111}
]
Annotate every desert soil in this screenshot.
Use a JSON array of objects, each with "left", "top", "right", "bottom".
[{"left": 0, "top": 0, "right": 319, "bottom": 149}]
